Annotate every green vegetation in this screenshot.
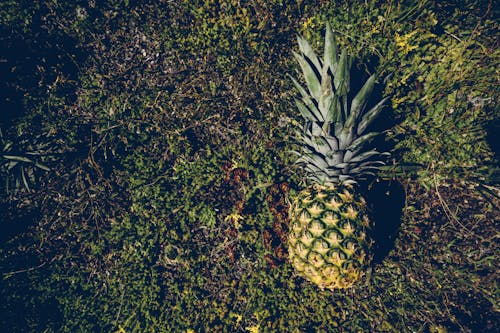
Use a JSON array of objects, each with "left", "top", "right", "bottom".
[{"left": 1, "top": 1, "right": 498, "bottom": 332}]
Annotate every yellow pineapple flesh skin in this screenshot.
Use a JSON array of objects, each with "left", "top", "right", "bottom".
[{"left": 288, "top": 184, "right": 372, "bottom": 290}]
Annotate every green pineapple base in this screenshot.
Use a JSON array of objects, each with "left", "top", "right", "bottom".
[{"left": 288, "top": 184, "right": 372, "bottom": 290}]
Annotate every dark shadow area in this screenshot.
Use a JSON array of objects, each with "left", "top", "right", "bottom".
[
  {"left": 451, "top": 289, "right": 499, "bottom": 333},
  {"left": 351, "top": 56, "right": 404, "bottom": 263},
  {"left": 0, "top": 202, "right": 39, "bottom": 244},
  {"left": 0, "top": 259, "right": 63, "bottom": 332},
  {"left": 0, "top": 4, "right": 85, "bottom": 127},
  {"left": 486, "top": 118, "right": 500, "bottom": 184},
  {"left": 486, "top": 118, "right": 499, "bottom": 157},
  {"left": 361, "top": 179, "right": 405, "bottom": 264},
  {"left": 0, "top": 25, "right": 30, "bottom": 126}
]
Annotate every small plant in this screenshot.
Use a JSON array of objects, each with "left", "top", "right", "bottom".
[{"left": 0, "top": 128, "right": 51, "bottom": 193}]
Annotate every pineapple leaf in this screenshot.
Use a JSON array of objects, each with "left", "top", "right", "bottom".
[
  {"left": 329, "top": 93, "right": 342, "bottom": 124},
  {"left": 333, "top": 50, "right": 351, "bottom": 122},
  {"left": 345, "top": 74, "right": 376, "bottom": 131},
  {"left": 333, "top": 49, "right": 349, "bottom": 95},
  {"left": 332, "top": 120, "right": 344, "bottom": 138},
  {"left": 290, "top": 24, "right": 388, "bottom": 185},
  {"left": 319, "top": 66, "right": 334, "bottom": 122},
  {"left": 297, "top": 36, "right": 322, "bottom": 70},
  {"left": 289, "top": 75, "right": 310, "bottom": 100},
  {"left": 327, "top": 162, "right": 349, "bottom": 169},
  {"left": 349, "top": 132, "right": 380, "bottom": 153},
  {"left": 350, "top": 161, "right": 386, "bottom": 175},
  {"left": 325, "top": 135, "right": 339, "bottom": 152},
  {"left": 337, "top": 130, "right": 354, "bottom": 150},
  {"left": 357, "top": 97, "right": 388, "bottom": 135},
  {"left": 324, "top": 23, "right": 339, "bottom": 73},
  {"left": 338, "top": 175, "right": 356, "bottom": 184},
  {"left": 295, "top": 135, "right": 327, "bottom": 157},
  {"left": 333, "top": 50, "right": 347, "bottom": 95},
  {"left": 293, "top": 51, "right": 322, "bottom": 101},
  {"left": 295, "top": 99, "right": 321, "bottom": 122},
  {"left": 298, "top": 155, "right": 330, "bottom": 173},
  {"left": 300, "top": 126, "right": 339, "bottom": 154},
  {"left": 289, "top": 75, "right": 322, "bottom": 121},
  {"left": 347, "top": 150, "right": 381, "bottom": 163}
]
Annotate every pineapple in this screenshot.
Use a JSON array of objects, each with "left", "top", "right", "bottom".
[{"left": 287, "top": 24, "right": 388, "bottom": 290}]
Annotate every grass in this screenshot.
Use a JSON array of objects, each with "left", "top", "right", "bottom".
[{"left": 0, "top": 0, "right": 498, "bottom": 332}]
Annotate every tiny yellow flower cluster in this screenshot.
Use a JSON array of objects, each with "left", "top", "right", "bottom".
[
  {"left": 246, "top": 325, "right": 260, "bottom": 333},
  {"left": 302, "top": 17, "right": 316, "bottom": 30},
  {"left": 395, "top": 30, "right": 419, "bottom": 55}
]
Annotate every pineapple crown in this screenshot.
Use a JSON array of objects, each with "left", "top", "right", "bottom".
[{"left": 290, "top": 23, "right": 389, "bottom": 185}]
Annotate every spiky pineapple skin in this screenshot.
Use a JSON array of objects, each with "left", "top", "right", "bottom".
[{"left": 288, "top": 184, "right": 372, "bottom": 290}]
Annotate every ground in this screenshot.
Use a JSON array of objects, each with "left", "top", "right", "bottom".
[{"left": 0, "top": 1, "right": 498, "bottom": 332}]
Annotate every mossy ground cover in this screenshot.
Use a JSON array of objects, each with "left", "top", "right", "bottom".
[{"left": 1, "top": 1, "right": 498, "bottom": 332}]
